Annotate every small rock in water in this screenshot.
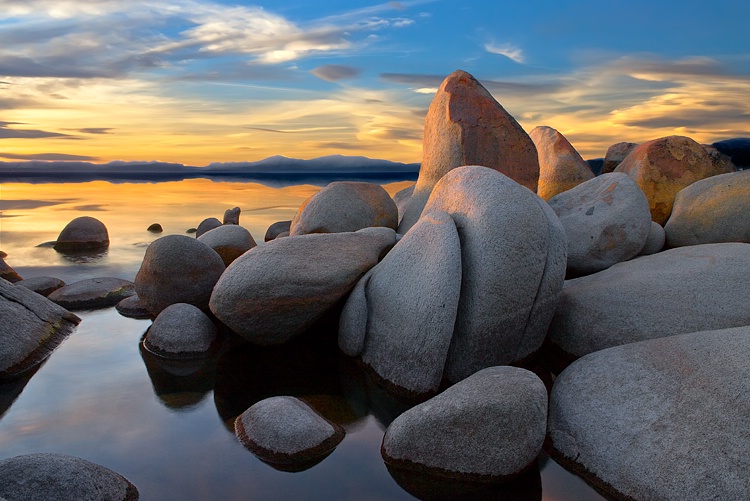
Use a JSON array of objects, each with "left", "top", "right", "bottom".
[
  {"left": 147, "top": 223, "right": 163, "bottom": 233},
  {"left": 223, "top": 206, "right": 241, "bottom": 225},
  {"left": 197, "top": 224, "right": 257, "bottom": 266},
  {"left": 17, "top": 276, "right": 66, "bottom": 297},
  {"left": 116, "top": 294, "right": 152, "bottom": 319},
  {"left": 48, "top": 277, "right": 135, "bottom": 310},
  {"left": 144, "top": 303, "right": 217, "bottom": 359},
  {"left": 195, "top": 217, "right": 222, "bottom": 238},
  {"left": 0, "top": 257, "right": 22, "bottom": 283},
  {"left": 234, "top": 396, "right": 345, "bottom": 470},
  {"left": 53, "top": 216, "right": 109, "bottom": 251},
  {"left": 264, "top": 220, "right": 291, "bottom": 242},
  {"left": 186, "top": 228, "right": 197, "bottom": 234},
  {"left": 0, "top": 453, "right": 139, "bottom": 500}
]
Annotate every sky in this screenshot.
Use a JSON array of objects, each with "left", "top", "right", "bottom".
[{"left": 1, "top": 0, "right": 749, "bottom": 166}]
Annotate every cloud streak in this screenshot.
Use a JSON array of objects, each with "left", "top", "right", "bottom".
[{"left": 484, "top": 42, "right": 525, "bottom": 63}]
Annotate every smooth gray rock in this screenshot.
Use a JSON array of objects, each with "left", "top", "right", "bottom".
[
  {"left": 0, "top": 279, "right": 80, "bottom": 379},
  {"left": 0, "top": 257, "right": 22, "bottom": 283},
  {"left": 223, "top": 206, "right": 241, "bottom": 225},
  {"left": 547, "top": 172, "right": 652, "bottom": 275},
  {"left": 264, "top": 220, "right": 291, "bottom": 242},
  {"left": 210, "top": 227, "right": 396, "bottom": 345},
  {"left": 339, "top": 211, "right": 461, "bottom": 397},
  {"left": 197, "top": 224, "right": 257, "bottom": 266},
  {"left": 135, "top": 235, "right": 226, "bottom": 316},
  {"left": 195, "top": 217, "right": 222, "bottom": 237},
  {"left": 17, "top": 276, "right": 66, "bottom": 297},
  {"left": 144, "top": 303, "right": 217, "bottom": 359},
  {"left": 0, "top": 453, "right": 139, "bottom": 500},
  {"left": 290, "top": 181, "right": 398, "bottom": 236},
  {"left": 548, "top": 327, "right": 750, "bottom": 500},
  {"left": 382, "top": 366, "right": 547, "bottom": 479},
  {"left": 48, "top": 277, "right": 135, "bottom": 310},
  {"left": 393, "top": 183, "right": 415, "bottom": 223},
  {"left": 235, "top": 396, "right": 345, "bottom": 466},
  {"left": 548, "top": 243, "right": 750, "bottom": 359},
  {"left": 421, "top": 166, "right": 566, "bottom": 383},
  {"left": 665, "top": 169, "right": 750, "bottom": 247},
  {"left": 639, "top": 221, "right": 665, "bottom": 255},
  {"left": 115, "top": 294, "right": 151, "bottom": 319},
  {"left": 53, "top": 216, "right": 109, "bottom": 251}
]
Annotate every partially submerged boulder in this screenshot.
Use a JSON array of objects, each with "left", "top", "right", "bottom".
[
  {"left": 53, "top": 216, "right": 109, "bottom": 251},
  {"left": 115, "top": 294, "right": 151, "bottom": 319},
  {"left": 144, "top": 303, "right": 217, "bottom": 359},
  {"left": 48, "top": 277, "right": 135, "bottom": 310},
  {"left": 17, "top": 276, "right": 66, "bottom": 297},
  {"left": 530, "top": 125, "right": 594, "bottom": 201}
]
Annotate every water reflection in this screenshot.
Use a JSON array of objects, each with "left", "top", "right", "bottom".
[
  {"left": 0, "top": 363, "right": 43, "bottom": 420},
  {"left": 54, "top": 247, "right": 109, "bottom": 265}
]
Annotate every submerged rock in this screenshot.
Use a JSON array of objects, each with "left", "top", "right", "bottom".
[
  {"left": 144, "top": 303, "right": 217, "bottom": 359},
  {"left": 53, "top": 216, "right": 109, "bottom": 251},
  {"left": 48, "top": 277, "right": 135, "bottom": 310},
  {"left": 17, "top": 276, "right": 66, "bottom": 297}
]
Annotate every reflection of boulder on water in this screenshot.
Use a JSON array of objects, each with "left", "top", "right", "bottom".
[
  {"left": 386, "top": 461, "right": 542, "bottom": 501},
  {"left": 54, "top": 247, "right": 109, "bottom": 264},
  {"left": 138, "top": 340, "right": 217, "bottom": 411},
  {"left": 0, "top": 362, "right": 43, "bottom": 420}
]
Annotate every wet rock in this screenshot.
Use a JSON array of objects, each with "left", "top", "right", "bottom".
[
  {"left": 398, "top": 70, "right": 539, "bottom": 233},
  {"left": 601, "top": 141, "right": 638, "bottom": 174},
  {"left": 665, "top": 169, "right": 750, "bottom": 247},
  {"left": 135, "top": 234, "right": 226, "bottom": 316},
  {"left": 210, "top": 227, "right": 395, "bottom": 345},
  {"left": 53, "top": 216, "right": 109, "bottom": 251},
  {"left": 421, "top": 166, "right": 566, "bottom": 382},
  {"left": 290, "top": 181, "right": 398, "bottom": 236},
  {"left": 614, "top": 135, "right": 733, "bottom": 224},
  {"left": 0, "top": 257, "right": 22, "bottom": 283},
  {"left": 223, "top": 206, "right": 241, "bottom": 225},
  {"left": 548, "top": 243, "right": 750, "bottom": 361},
  {"left": 144, "top": 303, "right": 217, "bottom": 359},
  {"left": 48, "top": 277, "right": 135, "bottom": 310},
  {"left": 339, "top": 211, "right": 461, "bottom": 397},
  {"left": 382, "top": 366, "right": 547, "bottom": 479},
  {"left": 0, "top": 279, "right": 80, "bottom": 380},
  {"left": 197, "top": 224, "right": 257, "bottom": 266},
  {"left": 547, "top": 173, "right": 651, "bottom": 276},
  {"left": 548, "top": 327, "right": 750, "bottom": 500},
  {"left": 530, "top": 125, "right": 594, "bottom": 201},
  {"left": 638, "top": 221, "right": 665, "bottom": 255},
  {"left": 0, "top": 453, "right": 139, "bottom": 500},
  {"left": 393, "top": 183, "right": 415, "bottom": 223},
  {"left": 235, "top": 396, "right": 345, "bottom": 469},
  {"left": 195, "top": 217, "right": 222, "bottom": 238},
  {"left": 115, "top": 294, "right": 151, "bottom": 319},
  {"left": 264, "top": 220, "right": 291, "bottom": 242},
  {"left": 17, "top": 276, "right": 66, "bottom": 297},
  {"left": 147, "top": 223, "right": 163, "bottom": 233},
  {"left": 712, "top": 137, "right": 750, "bottom": 169}
]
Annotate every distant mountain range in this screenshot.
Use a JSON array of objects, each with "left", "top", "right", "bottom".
[{"left": 0, "top": 155, "right": 420, "bottom": 185}]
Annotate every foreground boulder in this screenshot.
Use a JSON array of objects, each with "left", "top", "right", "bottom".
[
  {"left": 291, "top": 181, "right": 397, "bottom": 235},
  {"left": 197, "top": 224, "right": 257, "bottom": 266},
  {"left": 548, "top": 243, "right": 750, "bottom": 360},
  {"left": 530, "top": 125, "right": 594, "bottom": 201},
  {"left": 1, "top": 279, "right": 80, "bottom": 379},
  {"left": 665, "top": 169, "right": 750, "bottom": 247},
  {"left": 422, "top": 166, "right": 566, "bottom": 383},
  {"left": 0, "top": 453, "right": 139, "bottom": 500},
  {"left": 339, "top": 211, "right": 461, "bottom": 397},
  {"left": 135, "top": 235, "right": 225, "bottom": 316},
  {"left": 53, "top": 216, "right": 109, "bottom": 251},
  {"left": 398, "top": 70, "right": 539, "bottom": 232},
  {"left": 48, "top": 277, "right": 135, "bottom": 310},
  {"left": 382, "top": 366, "right": 547, "bottom": 480},
  {"left": 601, "top": 141, "right": 638, "bottom": 174},
  {"left": 235, "top": 396, "right": 344, "bottom": 470},
  {"left": 210, "top": 227, "right": 396, "bottom": 345},
  {"left": 615, "top": 135, "right": 734, "bottom": 224},
  {"left": 548, "top": 327, "right": 750, "bottom": 500},
  {"left": 144, "top": 303, "right": 217, "bottom": 359},
  {"left": 547, "top": 173, "right": 651, "bottom": 275}
]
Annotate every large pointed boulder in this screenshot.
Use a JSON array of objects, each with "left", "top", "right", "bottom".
[
  {"left": 530, "top": 125, "right": 594, "bottom": 201},
  {"left": 398, "top": 70, "right": 539, "bottom": 233}
]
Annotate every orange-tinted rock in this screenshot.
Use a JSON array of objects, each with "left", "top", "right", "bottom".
[
  {"left": 398, "top": 70, "right": 539, "bottom": 232},
  {"left": 602, "top": 142, "right": 638, "bottom": 174},
  {"left": 530, "top": 126, "right": 594, "bottom": 200},
  {"left": 0, "top": 257, "right": 22, "bottom": 283},
  {"left": 702, "top": 144, "right": 737, "bottom": 174},
  {"left": 614, "top": 135, "right": 731, "bottom": 225}
]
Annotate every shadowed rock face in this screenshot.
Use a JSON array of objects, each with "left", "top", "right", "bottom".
[
  {"left": 601, "top": 142, "right": 638, "bottom": 174},
  {"left": 0, "top": 257, "right": 22, "bottom": 283},
  {"left": 197, "top": 224, "right": 257, "bottom": 266},
  {"left": 398, "top": 70, "right": 539, "bottom": 233},
  {"left": 53, "top": 216, "right": 109, "bottom": 251},
  {"left": 264, "top": 220, "right": 291, "bottom": 242},
  {"left": 530, "top": 125, "right": 594, "bottom": 201}
]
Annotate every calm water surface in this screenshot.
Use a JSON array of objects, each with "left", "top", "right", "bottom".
[{"left": 0, "top": 179, "right": 605, "bottom": 501}]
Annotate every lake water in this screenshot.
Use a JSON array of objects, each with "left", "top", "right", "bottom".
[{"left": 0, "top": 179, "right": 605, "bottom": 500}]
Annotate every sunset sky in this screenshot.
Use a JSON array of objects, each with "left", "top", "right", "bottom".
[{"left": 1, "top": 0, "right": 748, "bottom": 166}]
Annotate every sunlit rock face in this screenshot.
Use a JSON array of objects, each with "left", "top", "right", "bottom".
[
  {"left": 665, "top": 170, "right": 750, "bottom": 247},
  {"left": 197, "top": 224, "right": 257, "bottom": 266},
  {"left": 423, "top": 166, "right": 566, "bottom": 383},
  {"left": 0, "top": 279, "right": 80, "bottom": 380},
  {"left": 547, "top": 172, "right": 651, "bottom": 276},
  {"left": 0, "top": 257, "right": 22, "bottom": 283},
  {"left": 290, "top": 181, "right": 398, "bottom": 236},
  {"left": 614, "top": 135, "right": 734, "bottom": 225},
  {"left": 530, "top": 125, "right": 594, "bottom": 201},
  {"left": 210, "top": 227, "right": 396, "bottom": 345},
  {"left": 398, "top": 70, "right": 539, "bottom": 233},
  {"left": 53, "top": 216, "right": 109, "bottom": 251},
  {"left": 548, "top": 327, "right": 750, "bottom": 500},
  {"left": 0, "top": 453, "right": 139, "bottom": 501},
  {"left": 601, "top": 141, "right": 638, "bottom": 174},
  {"left": 382, "top": 366, "right": 547, "bottom": 479}
]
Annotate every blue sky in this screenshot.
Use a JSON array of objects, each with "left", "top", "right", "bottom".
[{"left": 1, "top": 0, "right": 748, "bottom": 165}]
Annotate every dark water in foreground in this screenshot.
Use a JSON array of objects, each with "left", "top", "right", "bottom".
[{"left": 0, "top": 180, "right": 605, "bottom": 500}]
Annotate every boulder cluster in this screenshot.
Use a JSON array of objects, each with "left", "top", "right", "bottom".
[{"left": 3, "top": 68, "right": 750, "bottom": 498}]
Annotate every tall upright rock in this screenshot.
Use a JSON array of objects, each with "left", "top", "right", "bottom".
[
  {"left": 398, "top": 70, "right": 539, "bottom": 233},
  {"left": 530, "top": 125, "right": 594, "bottom": 200}
]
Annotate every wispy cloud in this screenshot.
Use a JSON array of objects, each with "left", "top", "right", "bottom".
[
  {"left": 0, "top": 123, "right": 74, "bottom": 139},
  {"left": 0, "top": 152, "right": 98, "bottom": 161},
  {"left": 311, "top": 64, "right": 361, "bottom": 82},
  {"left": 484, "top": 42, "right": 524, "bottom": 64}
]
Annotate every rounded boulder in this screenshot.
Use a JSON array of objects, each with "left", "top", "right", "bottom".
[
  {"left": 197, "top": 224, "right": 257, "bottom": 266},
  {"left": 144, "top": 303, "right": 217, "bottom": 359},
  {"left": 53, "top": 216, "right": 109, "bottom": 251}
]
